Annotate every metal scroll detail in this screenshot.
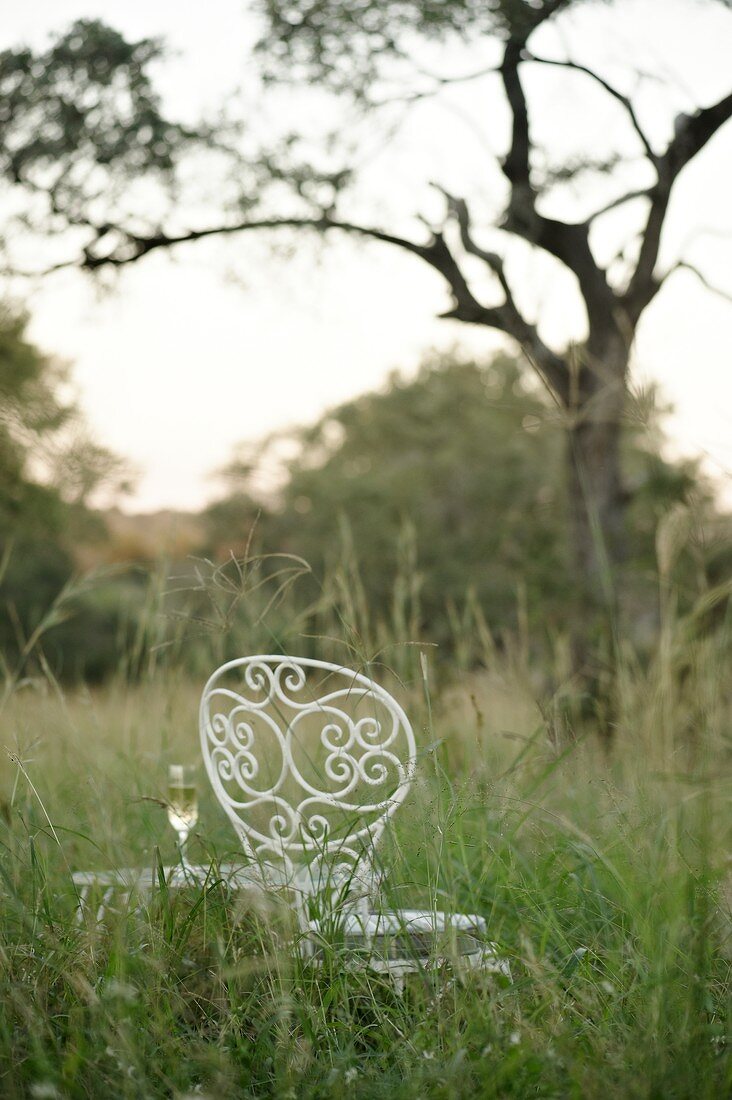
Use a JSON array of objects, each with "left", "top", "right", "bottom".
[{"left": 199, "top": 656, "right": 417, "bottom": 883}]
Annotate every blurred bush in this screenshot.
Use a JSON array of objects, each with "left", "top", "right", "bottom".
[
  {"left": 202, "top": 350, "right": 718, "bottom": 657},
  {"left": 0, "top": 304, "right": 138, "bottom": 682}
]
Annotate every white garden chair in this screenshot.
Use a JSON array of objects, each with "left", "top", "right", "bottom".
[{"left": 199, "top": 654, "right": 510, "bottom": 988}]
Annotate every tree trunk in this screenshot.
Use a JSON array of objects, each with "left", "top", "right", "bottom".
[{"left": 564, "top": 336, "right": 629, "bottom": 738}]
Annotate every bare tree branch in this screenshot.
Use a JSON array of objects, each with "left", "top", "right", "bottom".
[
  {"left": 9, "top": 216, "right": 436, "bottom": 276},
  {"left": 499, "top": 38, "right": 617, "bottom": 332},
  {"left": 370, "top": 62, "right": 500, "bottom": 108},
  {"left": 9, "top": 209, "right": 506, "bottom": 337},
  {"left": 428, "top": 186, "right": 569, "bottom": 399},
  {"left": 666, "top": 91, "right": 732, "bottom": 175},
  {"left": 623, "top": 89, "right": 732, "bottom": 322},
  {"left": 7, "top": 203, "right": 568, "bottom": 385},
  {"left": 434, "top": 187, "right": 511, "bottom": 293},
  {"left": 525, "top": 53, "right": 658, "bottom": 164},
  {"left": 586, "top": 188, "right": 652, "bottom": 223},
  {"left": 658, "top": 259, "right": 732, "bottom": 304}
]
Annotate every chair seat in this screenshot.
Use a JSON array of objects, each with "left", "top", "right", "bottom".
[
  {"left": 338, "top": 908, "right": 486, "bottom": 936},
  {"left": 306, "top": 907, "right": 511, "bottom": 980}
]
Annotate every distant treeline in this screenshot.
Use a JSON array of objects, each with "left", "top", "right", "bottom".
[{"left": 1, "top": 308, "right": 730, "bottom": 683}]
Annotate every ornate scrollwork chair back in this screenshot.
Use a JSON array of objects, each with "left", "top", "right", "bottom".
[{"left": 199, "top": 656, "right": 417, "bottom": 922}]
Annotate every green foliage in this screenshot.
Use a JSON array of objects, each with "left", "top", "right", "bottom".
[
  {"left": 0, "top": 305, "right": 133, "bottom": 681},
  {"left": 255, "top": 0, "right": 586, "bottom": 90},
  {"left": 274, "top": 353, "right": 566, "bottom": 642},
  {"left": 206, "top": 351, "right": 709, "bottom": 653},
  {"left": 0, "top": 306, "right": 70, "bottom": 534},
  {"left": 0, "top": 22, "right": 176, "bottom": 175},
  {"left": 0, "top": 21, "right": 204, "bottom": 263},
  {"left": 0, "top": 305, "right": 129, "bottom": 524}
]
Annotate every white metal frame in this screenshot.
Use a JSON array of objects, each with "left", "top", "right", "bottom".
[
  {"left": 199, "top": 655, "right": 510, "bottom": 985},
  {"left": 200, "top": 656, "right": 414, "bottom": 877}
]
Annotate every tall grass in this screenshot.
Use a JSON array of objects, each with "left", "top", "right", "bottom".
[{"left": 0, "top": 543, "right": 729, "bottom": 1098}]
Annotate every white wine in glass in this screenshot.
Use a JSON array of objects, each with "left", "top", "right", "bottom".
[{"left": 167, "top": 765, "right": 198, "bottom": 862}]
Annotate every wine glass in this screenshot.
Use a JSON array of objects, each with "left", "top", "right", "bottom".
[{"left": 167, "top": 765, "right": 198, "bottom": 865}]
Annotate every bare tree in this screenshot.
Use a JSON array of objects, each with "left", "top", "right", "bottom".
[{"left": 2, "top": 2, "right": 731, "bottom": 704}]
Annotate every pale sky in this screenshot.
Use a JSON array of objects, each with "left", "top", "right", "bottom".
[{"left": 2, "top": 0, "right": 731, "bottom": 512}]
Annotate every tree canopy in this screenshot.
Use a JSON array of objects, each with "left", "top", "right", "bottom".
[{"left": 0, "top": 20, "right": 204, "bottom": 272}]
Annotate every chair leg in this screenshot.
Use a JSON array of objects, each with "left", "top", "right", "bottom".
[
  {"left": 96, "top": 886, "right": 114, "bottom": 923},
  {"left": 75, "top": 885, "right": 89, "bottom": 926}
]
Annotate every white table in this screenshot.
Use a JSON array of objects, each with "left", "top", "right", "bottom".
[
  {"left": 72, "top": 861, "right": 261, "bottom": 923},
  {"left": 72, "top": 863, "right": 512, "bottom": 987}
]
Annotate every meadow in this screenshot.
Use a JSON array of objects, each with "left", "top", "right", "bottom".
[
  {"left": 1, "top": 2, "right": 730, "bottom": 1094},
  {"left": 0, "top": 580, "right": 729, "bottom": 1100}
]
